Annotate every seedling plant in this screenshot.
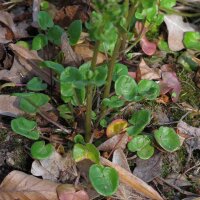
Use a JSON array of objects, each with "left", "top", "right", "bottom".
[{"left": 11, "top": 0, "right": 200, "bottom": 197}]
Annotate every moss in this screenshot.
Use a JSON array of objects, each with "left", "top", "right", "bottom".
[
  {"left": 0, "top": 130, "right": 7, "bottom": 142},
  {"left": 161, "top": 158, "right": 171, "bottom": 178}
]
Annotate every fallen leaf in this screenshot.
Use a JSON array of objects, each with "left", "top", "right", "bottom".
[
  {"left": 135, "top": 22, "right": 157, "bottom": 56},
  {"left": 177, "top": 121, "right": 200, "bottom": 137},
  {"left": 31, "top": 151, "right": 77, "bottom": 182},
  {"left": 57, "top": 184, "right": 89, "bottom": 200},
  {"left": 98, "top": 134, "right": 128, "bottom": 152},
  {"left": 164, "top": 15, "right": 195, "bottom": 51},
  {"left": 74, "top": 42, "right": 106, "bottom": 65},
  {"left": 159, "top": 64, "right": 181, "bottom": 102},
  {"left": 61, "top": 33, "right": 82, "bottom": 66},
  {"left": 0, "top": 170, "right": 59, "bottom": 200},
  {"left": 139, "top": 59, "right": 161, "bottom": 80},
  {"left": 101, "top": 157, "right": 163, "bottom": 200},
  {"left": 165, "top": 173, "right": 192, "bottom": 187},
  {"left": 133, "top": 153, "right": 162, "bottom": 183}
]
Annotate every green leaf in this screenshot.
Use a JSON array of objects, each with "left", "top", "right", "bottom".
[
  {"left": 128, "top": 135, "right": 151, "bottom": 152},
  {"left": 115, "top": 75, "right": 138, "bottom": 101},
  {"left": 16, "top": 41, "right": 30, "bottom": 49},
  {"left": 113, "top": 63, "right": 128, "bottom": 81},
  {"left": 102, "top": 96, "right": 124, "bottom": 109},
  {"left": 41, "top": 61, "right": 64, "bottom": 74},
  {"left": 31, "top": 141, "right": 54, "bottom": 159},
  {"left": 14, "top": 93, "right": 50, "bottom": 113},
  {"left": 26, "top": 77, "right": 47, "bottom": 91},
  {"left": 47, "top": 25, "right": 64, "bottom": 45},
  {"left": 158, "top": 39, "right": 171, "bottom": 52},
  {"left": 160, "top": 0, "right": 176, "bottom": 9},
  {"left": 183, "top": 32, "right": 200, "bottom": 51},
  {"left": 137, "top": 144, "right": 154, "bottom": 160},
  {"left": 74, "top": 134, "right": 85, "bottom": 145},
  {"left": 71, "top": 88, "right": 86, "bottom": 106},
  {"left": 40, "top": 1, "right": 49, "bottom": 10},
  {"left": 100, "top": 119, "right": 107, "bottom": 128},
  {"left": 37, "top": 11, "right": 54, "bottom": 30},
  {"left": 93, "top": 65, "right": 108, "bottom": 87},
  {"left": 73, "top": 143, "right": 100, "bottom": 163},
  {"left": 11, "top": 117, "right": 40, "bottom": 140},
  {"left": 154, "top": 127, "right": 181, "bottom": 152},
  {"left": 138, "top": 80, "right": 160, "bottom": 100},
  {"left": 32, "top": 34, "right": 48, "bottom": 50},
  {"left": 128, "top": 110, "right": 151, "bottom": 136},
  {"left": 68, "top": 20, "right": 82, "bottom": 46},
  {"left": 89, "top": 164, "right": 119, "bottom": 196},
  {"left": 57, "top": 104, "right": 74, "bottom": 121}
]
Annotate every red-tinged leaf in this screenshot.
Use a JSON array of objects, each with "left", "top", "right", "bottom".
[
  {"left": 128, "top": 71, "right": 137, "bottom": 79},
  {"left": 135, "top": 21, "right": 157, "bottom": 56},
  {"left": 159, "top": 65, "right": 181, "bottom": 102},
  {"left": 140, "top": 37, "right": 157, "bottom": 56},
  {"left": 57, "top": 184, "right": 89, "bottom": 200},
  {"left": 106, "top": 119, "right": 128, "bottom": 138}
]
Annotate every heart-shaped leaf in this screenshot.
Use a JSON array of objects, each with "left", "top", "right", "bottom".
[
  {"left": 128, "top": 135, "right": 151, "bottom": 152},
  {"left": 103, "top": 96, "right": 125, "bottom": 109},
  {"left": 37, "top": 11, "right": 54, "bottom": 30},
  {"left": 11, "top": 117, "right": 40, "bottom": 140},
  {"left": 154, "top": 127, "right": 181, "bottom": 152},
  {"left": 31, "top": 141, "right": 54, "bottom": 159},
  {"left": 127, "top": 110, "right": 151, "bottom": 136},
  {"left": 89, "top": 164, "right": 119, "bottom": 196},
  {"left": 14, "top": 93, "right": 50, "bottom": 113},
  {"left": 137, "top": 144, "right": 154, "bottom": 160},
  {"left": 115, "top": 75, "right": 138, "bottom": 101},
  {"left": 106, "top": 119, "right": 128, "bottom": 138},
  {"left": 73, "top": 143, "right": 100, "bottom": 164},
  {"left": 183, "top": 32, "right": 200, "bottom": 51},
  {"left": 27, "top": 77, "right": 47, "bottom": 91},
  {"left": 41, "top": 61, "right": 64, "bottom": 74},
  {"left": 68, "top": 20, "right": 82, "bottom": 46},
  {"left": 47, "top": 25, "right": 64, "bottom": 45},
  {"left": 138, "top": 80, "right": 160, "bottom": 100},
  {"left": 32, "top": 34, "right": 48, "bottom": 50},
  {"left": 112, "top": 63, "right": 128, "bottom": 81}
]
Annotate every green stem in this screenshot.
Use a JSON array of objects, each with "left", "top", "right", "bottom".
[
  {"left": 85, "top": 41, "right": 100, "bottom": 142},
  {"left": 103, "top": 36, "right": 122, "bottom": 99}
]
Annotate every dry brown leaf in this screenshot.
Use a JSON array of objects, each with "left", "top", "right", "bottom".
[
  {"left": 139, "top": 59, "right": 161, "bottom": 80},
  {"left": 9, "top": 43, "right": 53, "bottom": 85},
  {"left": 98, "top": 134, "right": 128, "bottom": 152},
  {"left": 164, "top": 15, "right": 195, "bottom": 51},
  {"left": 57, "top": 184, "right": 89, "bottom": 200},
  {"left": 61, "top": 34, "right": 82, "bottom": 66},
  {"left": 74, "top": 43, "right": 106, "bottom": 65},
  {"left": 0, "top": 170, "right": 59, "bottom": 200},
  {"left": 31, "top": 151, "right": 77, "bottom": 182},
  {"left": 133, "top": 153, "right": 162, "bottom": 183},
  {"left": 177, "top": 121, "right": 200, "bottom": 137},
  {"left": 101, "top": 157, "right": 163, "bottom": 200}
]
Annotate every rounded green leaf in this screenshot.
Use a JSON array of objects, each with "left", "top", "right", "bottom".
[
  {"left": 32, "top": 34, "right": 48, "bottom": 50},
  {"left": 31, "top": 141, "right": 54, "bottom": 159},
  {"left": 41, "top": 61, "right": 64, "bottom": 74},
  {"left": 138, "top": 80, "right": 160, "bottom": 100},
  {"left": 154, "top": 127, "right": 181, "bottom": 152},
  {"left": 27, "top": 77, "right": 47, "bottom": 91},
  {"left": 11, "top": 117, "right": 40, "bottom": 140},
  {"left": 160, "top": 0, "right": 176, "bottom": 9},
  {"left": 137, "top": 145, "right": 154, "bottom": 159},
  {"left": 112, "top": 63, "right": 128, "bottom": 81},
  {"left": 74, "top": 134, "right": 85, "bottom": 144},
  {"left": 40, "top": 1, "right": 49, "bottom": 10},
  {"left": 47, "top": 25, "right": 64, "bottom": 45},
  {"left": 183, "top": 32, "right": 200, "bottom": 51},
  {"left": 37, "top": 11, "right": 54, "bottom": 30},
  {"left": 60, "top": 67, "right": 85, "bottom": 89},
  {"left": 89, "top": 164, "right": 119, "bottom": 196},
  {"left": 68, "top": 20, "right": 82, "bottom": 46},
  {"left": 14, "top": 93, "right": 50, "bottom": 113},
  {"left": 102, "top": 96, "right": 124, "bottom": 109},
  {"left": 115, "top": 75, "right": 138, "bottom": 101},
  {"left": 128, "top": 135, "right": 150, "bottom": 152},
  {"left": 128, "top": 110, "right": 151, "bottom": 136},
  {"left": 73, "top": 143, "right": 100, "bottom": 164},
  {"left": 16, "top": 41, "right": 30, "bottom": 49},
  {"left": 93, "top": 65, "right": 108, "bottom": 87}
]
